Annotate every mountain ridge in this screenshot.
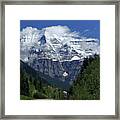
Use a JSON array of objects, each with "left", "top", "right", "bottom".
[
  {"left": 20, "top": 25, "right": 100, "bottom": 87},
  {"left": 20, "top": 26, "right": 99, "bottom": 62}
]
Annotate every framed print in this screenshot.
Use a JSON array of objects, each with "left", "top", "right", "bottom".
[{"left": 0, "top": 0, "right": 119, "bottom": 119}]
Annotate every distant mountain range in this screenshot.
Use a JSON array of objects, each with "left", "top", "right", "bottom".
[{"left": 20, "top": 26, "right": 100, "bottom": 88}]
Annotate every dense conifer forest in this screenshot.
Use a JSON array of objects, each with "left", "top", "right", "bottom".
[{"left": 68, "top": 55, "right": 100, "bottom": 100}]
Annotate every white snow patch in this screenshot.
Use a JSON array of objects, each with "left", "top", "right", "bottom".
[
  {"left": 36, "top": 49, "right": 39, "bottom": 52},
  {"left": 71, "top": 56, "right": 80, "bottom": 61},
  {"left": 24, "top": 57, "right": 28, "bottom": 62},
  {"left": 63, "top": 72, "right": 68, "bottom": 77}
]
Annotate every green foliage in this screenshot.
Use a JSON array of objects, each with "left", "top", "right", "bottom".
[
  {"left": 20, "top": 61, "right": 64, "bottom": 100},
  {"left": 29, "top": 81, "right": 36, "bottom": 97},
  {"left": 33, "top": 92, "right": 48, "bottom": 99},
  {"left": 20, "top": 55, "right": 100, "bottom": 100},
  {"left": 20, "top": 71, "right": 29, "bottom": 96},
  {"left": 68, "top": 55, "right": 100, "bottom": 100},
  {"left": 20, "top": 95, "right": 33, "bottom": 100}
]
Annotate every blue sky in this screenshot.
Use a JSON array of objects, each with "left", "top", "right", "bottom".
[{"left": 20, "top": 20, "right": 100, "bottom": 40}]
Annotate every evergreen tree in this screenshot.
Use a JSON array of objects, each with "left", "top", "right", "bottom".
[{"left": 68, "top": 55, "right": 100, "bottom": 100}]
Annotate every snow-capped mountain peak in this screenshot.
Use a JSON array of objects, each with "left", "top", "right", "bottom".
[
  {"left": 20, "top": 25, "right": 100, "bottom": 84},
  {"left": 20, "top": 26, "right": 100, "bottom": 62}
]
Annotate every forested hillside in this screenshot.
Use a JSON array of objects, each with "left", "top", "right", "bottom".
[
  {"left": 20, "top": 55, "right": 100, "bottom": 100},
  {"left": 20, "top": 60, "right": 64, "bottom": 100},
  {"left": 68, "top": 55, "right": 100, "bottom": 100}
]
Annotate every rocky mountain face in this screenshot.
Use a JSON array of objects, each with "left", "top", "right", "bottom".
[{"left": 20, "top": 26, "right": 100, "bottom": 89}]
